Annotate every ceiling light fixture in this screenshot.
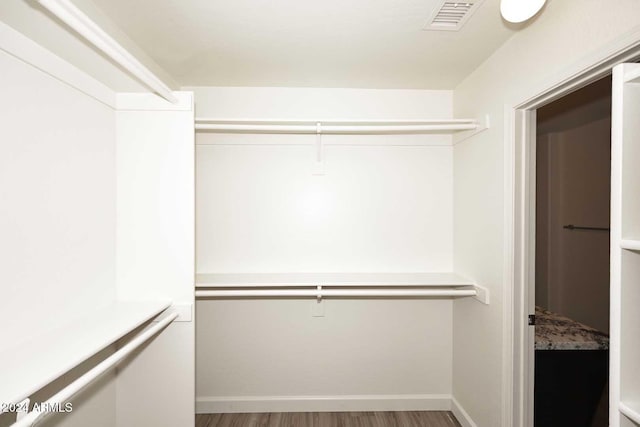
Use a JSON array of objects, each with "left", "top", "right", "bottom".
[{"left": 500, "top": 0, "right": 546, "bottom": 23}]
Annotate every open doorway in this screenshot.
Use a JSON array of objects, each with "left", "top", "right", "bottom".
[{"left": 533, "top": 77, "right": 612, "bottom": 427}]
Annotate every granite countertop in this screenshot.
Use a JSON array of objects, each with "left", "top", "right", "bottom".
[{"left": 535, "top": 306, "right": 609, "bottom": 350}]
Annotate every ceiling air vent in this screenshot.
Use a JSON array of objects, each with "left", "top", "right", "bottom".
[{"left": 424, "top": 0, "right": 484, "bottom": 31}]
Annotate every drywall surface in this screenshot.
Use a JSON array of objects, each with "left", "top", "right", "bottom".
[
  {"left": 190, "top": 86, "right": 456, "bottom": 411},
  {"left": 536, "top": 117, "right": 611, "bottom": 333},
  {"left": 0, "top": 48, "right": 116, "bottom": 348},
  {"left": 0, "top": 48, "right": 116, "bottom": 425},
  {"left": 187, "top": 86, "right": 453, "bottom": 120},
  {"left": 196, "top": 142, "right": 452, "bottom": 272},
  {"left": 453, "top": 1, "right": 640, "bottom": 426},
  {"left": 196, "top": 299, "right": 453, "bottom": 412}
]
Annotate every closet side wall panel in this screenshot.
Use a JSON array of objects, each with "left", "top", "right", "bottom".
[
  {"left": 452, "top": 1, "right": 640, "bottom": 426},
  {"left": 115, "top": 93, "right": 195, "bottom": 427},
  {"left": 191, "top": 87, "right": 455, "bottom": 412},
  {"left": 0, "top": 50, "right": 116, "bottom": 425}
]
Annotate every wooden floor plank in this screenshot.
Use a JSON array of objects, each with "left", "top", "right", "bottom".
[{"left": 196, "top": 411, "right": 461, "bottom": 427}]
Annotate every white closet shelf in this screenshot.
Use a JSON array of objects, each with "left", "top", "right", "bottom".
[
  {"left": 194, "top": 117, "right": 482, "bottom": 134},
  {"left": 196, "top": 272, "right": 474, "bottom": 287},
  {"left": 620, "top": 402, "right": 640, "bottom": 424},
  {"left": 0, "top": 300, "right": 171, "bottom": 408},
  {"left": 195, "top": 272, "right": 489, "bottom": 304},
  {"left": 621, "top": 239, "right": 640, "bottom": 250}
]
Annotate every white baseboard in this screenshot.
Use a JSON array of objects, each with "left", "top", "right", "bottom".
[
  {"left": 451, "top": 397, "right": 478, "bottom": 427},
  {"left": 196, "top": 394, "right": 452, "bottom": 414}
]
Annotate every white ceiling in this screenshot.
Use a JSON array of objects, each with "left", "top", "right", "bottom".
[{"left": 89, "top": 0, "right": 516, "bottom": 90}]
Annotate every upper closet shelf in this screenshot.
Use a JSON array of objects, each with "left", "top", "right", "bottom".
[
  {"left": 196, "top": 272, "right": 474, "bottom": 287},
  {"left": 195, "top": 117, "right": 490, "bottom": 137},
  {"left": 0, "top": 300, "right": 170, "bottom": 409},
  {"left": 36, "top": 0, "right": 177, "bottom": 103}
]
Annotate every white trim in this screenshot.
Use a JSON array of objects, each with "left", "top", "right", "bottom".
[
  {"left": 508, "top": 24, "right": 640, "bottom": 427},
  {"left": 515, "top": 25, "right": 640, "bottom": 110},
  {"left": 524, "top": 110, "right": 537, "bottom": 427},
  {"left": 609, "top": 63, "right": 626, "bottom": 427},
  {"left": 502, "top": 105, "right": 517, "bottom": 427},
  {"left": 196, "top": 394, "right": 452, "bottom": 414},
  {"left": 37, "top": 0, "right": 177, "bottom": 103},
  {"left": 451, "top": 397, "right": 479, "bottom": 427},
  {"left": 0, "top": 20, "right": 115, "bottom": 108}
]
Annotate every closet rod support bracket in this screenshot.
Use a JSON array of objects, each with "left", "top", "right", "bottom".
[
  {"left": 471, "top": 284, "right": 490, "bottom": 305},
  {"left": 153, "top": 303, "right": 192, "bottom": 322},
  {"left": 452, "top": 114, "right": 491, "bottom": 145},
  {"left": 312, "top": 285, "right": 325, "bottom": 317},
  {"left": 312, "top": 122, "right": 325, "bottom": 175}
]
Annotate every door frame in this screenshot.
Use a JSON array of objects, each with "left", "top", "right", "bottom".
[{"left": 506, "top": 28, "right": 640, "bottom": 427}]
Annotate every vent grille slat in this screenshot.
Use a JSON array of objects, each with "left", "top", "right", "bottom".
[{"left": 424, "top": 0, "right": 484, "bottom": 31}]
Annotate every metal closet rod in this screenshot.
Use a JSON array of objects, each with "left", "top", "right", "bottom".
[
  {"left": 10, "top": 313, "right": 178, "bottom": 427},
  {"left": 620, "top": 402, "right": 640, "bottom": 425},
  {"left": 563, "top": 224, "right": 610, "bottom": 231}
]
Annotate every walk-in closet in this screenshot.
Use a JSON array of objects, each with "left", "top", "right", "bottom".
[{"left": 1, "top": 1, "right": 640, "bottom": 427}]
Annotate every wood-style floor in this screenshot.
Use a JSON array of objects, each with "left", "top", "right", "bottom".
[{"left": 195, "top": 411, "right": 462, "bottom": 427}]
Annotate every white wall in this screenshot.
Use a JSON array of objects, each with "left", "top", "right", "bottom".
[
  {"left": 189, "top": 86, "right": 457, "bottom": 412},
  {"left": 0, "top": 43, "right": 116, "bottom": 426},
  {"left": 452, "top": 1, "right": 640, "bottom": 426},
  {"left": 197, "top": 141, "right": 452, "bottom": 272},
  {"left": 0, "top": 45, "right": 116, "bottom": 352}
]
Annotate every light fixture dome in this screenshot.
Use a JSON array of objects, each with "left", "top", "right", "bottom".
[{"left": 500, "top": 0, "right": 546, "bottom": 23}]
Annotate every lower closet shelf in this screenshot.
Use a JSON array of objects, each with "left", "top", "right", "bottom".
[{"left": 0, "top": 300, "right": 171, "bottom": 408}]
